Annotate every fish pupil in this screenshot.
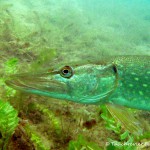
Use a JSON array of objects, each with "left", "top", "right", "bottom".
[{"left": 63, "top": 69, "right": 69, "bottom": 74}]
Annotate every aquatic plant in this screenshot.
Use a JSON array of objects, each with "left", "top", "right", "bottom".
[
  {"left": 68, "top": 134, "right": 102, "bottom": 150},
  {"left": 31, "top": 132, "right": 49, "bottom": 150},
  {"left": 4, "top": 58, "right": 18, "bottom": 75},
  {"left": 0, "top": 100, "right": 19, "bottom": 150},
  {"left": 0, "top": 58, "right": 18, "bottom": 98},
  {"left": 100, "top": 105, "right": 122, "bottom": 134},
  {"left": 24, "top": 123, "right": 50, "bottom": 150},
  {"left": 35, "top": 103, "right": 61, "bottom": 135}
]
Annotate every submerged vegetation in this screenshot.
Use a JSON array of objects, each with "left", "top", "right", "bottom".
[
  {"left": 0, "top": 0, "right": 150, "bottom": 149},
  {"left": 0, "top": 100, "right": 18, "bottom": 150}
]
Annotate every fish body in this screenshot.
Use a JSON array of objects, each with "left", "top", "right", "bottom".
[
  {"left": 108, "top": 56, "right": 150, "bottom": 110},
  {"left": 5, "top": 55, "right": 150, "bottom": 111}
]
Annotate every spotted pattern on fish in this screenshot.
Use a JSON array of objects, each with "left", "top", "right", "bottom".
[{"left": 109, "top": 56, "right": 149, "bottom": 110}]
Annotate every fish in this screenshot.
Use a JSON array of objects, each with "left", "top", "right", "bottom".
[
  {"left": 5, "top": 55, "right": 150, "bottom": 111},
  {"left": 5, "top": 55, "right": 150, "bottom": 135}
]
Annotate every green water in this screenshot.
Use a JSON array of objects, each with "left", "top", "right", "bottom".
[{"left": 1, "top": 0, "right": 150, "bottom": 62}]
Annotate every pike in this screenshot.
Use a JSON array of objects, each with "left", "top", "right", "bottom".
[
  {"left": 5, "top": 55, "right": 150, "bottom": 111},
  {"left": 5, "top": 55, "right": 150, "bottom": 135}
]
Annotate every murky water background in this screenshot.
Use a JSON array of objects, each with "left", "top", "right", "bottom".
[{"left": 1, "top": 0, "right": 150, "bottom": 64}]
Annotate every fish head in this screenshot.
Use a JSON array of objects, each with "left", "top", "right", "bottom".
[{"left": 5, "top": 63, "right": 118, "bottom": 104}]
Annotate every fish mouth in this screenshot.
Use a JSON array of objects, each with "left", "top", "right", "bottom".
[{"left": 5, "top": 72, "right": 67, "bottom": 95}]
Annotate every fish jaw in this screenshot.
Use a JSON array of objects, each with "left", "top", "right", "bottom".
[{"left": 5, "top": 72, "right": 72, "bottom": 100}]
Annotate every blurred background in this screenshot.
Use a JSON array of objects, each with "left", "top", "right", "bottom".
[{"left": 1, "top": 0, "right": 150, "bottom": 64}]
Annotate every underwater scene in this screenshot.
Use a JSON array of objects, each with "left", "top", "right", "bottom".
[{"left": 0, "top": 0, "right": 150, "bottom": 149}]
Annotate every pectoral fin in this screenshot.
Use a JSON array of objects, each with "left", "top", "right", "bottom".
[{"left": 106, "top": 103, "right": 143, "bottom": 136}]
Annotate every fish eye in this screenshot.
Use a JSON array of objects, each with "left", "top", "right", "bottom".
[{"left": 60, "top": 66, "right": 73, "bottom": 78}]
